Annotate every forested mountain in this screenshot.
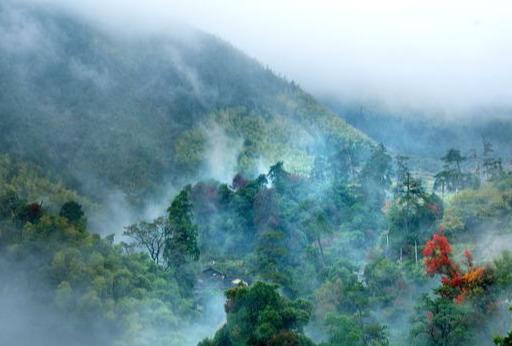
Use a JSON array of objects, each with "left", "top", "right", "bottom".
[
  {"left": 0, "top": 1, "right": 370, "bottom": 206},
  {"left": 2, "top": 148, "right": 512, "bottom": 346},
  {"left": 326, "top": 100, "right": 512, "bottom": 172},
  {"left": 1, "top": 2, "right": 512, "bottom": 346}
]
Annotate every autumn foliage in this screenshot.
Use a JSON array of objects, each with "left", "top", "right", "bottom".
[
  {"left": 423, "top": 228, "right": 487, "bottom": 303},
  {"left": 424, "top": 232, "right": 455, "bottom": 276}
]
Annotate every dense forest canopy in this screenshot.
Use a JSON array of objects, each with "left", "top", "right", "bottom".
[
  {"left": 327, "top": 100, "right": 512, "bottom": 172},
  {"left": 1, "top": 1, "right": 512, "bottom": 346},
  {"left": 0, "top": 0, "right": 369, "bottom": 205}
]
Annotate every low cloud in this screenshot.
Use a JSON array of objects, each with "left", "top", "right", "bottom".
[{"left": 19, "top": 0, "right": 512, "bottom": 117}]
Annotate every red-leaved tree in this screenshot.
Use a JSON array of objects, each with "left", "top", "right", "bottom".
[{"left": 423, "top": 227, "right": 487, "bottom": 303}]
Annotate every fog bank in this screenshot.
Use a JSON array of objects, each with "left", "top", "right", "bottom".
[{"left": 22, "top": 0, "right": 512, "bottom": 117}]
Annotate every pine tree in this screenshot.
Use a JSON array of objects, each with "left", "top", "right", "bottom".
[{"left": 164, "top": 186, "right": 200, "bottom": 269}]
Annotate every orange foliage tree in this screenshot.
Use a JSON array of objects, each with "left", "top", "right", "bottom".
[{"left": 423, "top": 227, "right": 487, "bottom": 303}]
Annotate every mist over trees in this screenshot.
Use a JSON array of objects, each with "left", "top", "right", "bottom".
[{"left": 1, "top": 1, "right": 512, "bottom": 346}]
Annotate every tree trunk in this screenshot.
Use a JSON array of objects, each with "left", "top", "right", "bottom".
[
  {"left": 415, "top": 240, "right": 418, "bottom": 265},
  {"left": 317, "top": 236, "right": 326, "bottom": 265}
]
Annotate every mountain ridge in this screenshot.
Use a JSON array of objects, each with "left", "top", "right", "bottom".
[{"left": 0, "top": 1, "right": 372, "bottom": 204}]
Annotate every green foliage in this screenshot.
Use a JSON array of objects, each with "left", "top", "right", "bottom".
[
  {"left": 313, "top": 260, "right": 390, "bottom": 346},
  {"left": 2, "top": 4, "right": 512, "bottom": 346},
  {"left": 174, "top": 129, "right": 208, "bottom": 175},
  {"left": 322, "top": 314, "right": 363, "bottom": 346},
  {"left": 411, "top": 244, "right": 507, "bottom": 346},
  {"left": 482, "top": 140, "right": 505, "bottom": 181},
  {"left": 211, "top": 108, "right": 319, "bottom": 176},
  {"left": 434, "top": 148, "right": 480, "bottom": 195},
  {"left": 410, "top": 294, "right": 473, "bottom": 346},
  {"left": 494, "top": 251, "right": 512, "bottom": 293},
  {"left": 314, "top": 261, "right": 368, "bottom": 318},
  {"left": 0, "top": 155, "right": 88, "bottom": 212},
  {"left": 59, "top": 200, "right": 85, "bottom": 224},
  {"left": 364, "top": 255, "right": 406, "bottom": 305},
  {"left": 0, "top": 143, "right": 510, "bottom": 346},
  {"left": 442, "top": 176, "right": 512, "bottom": 234},
  {"left": 201, "top": 282, "right": 315, "bottom": 346},
  {"left": 495, "top": 333, "right": 512, "bottom": 346},
  {"left": 269, "top": 161, "right": 290, "bottom": 193},
  {"left": 124, "top": 217, "right": 168, "bottom": 265},
  {"left": 0, "top": 157, "right": 200, "bottom": 345},
  {"left": 495, "top": 305, "right": 512, "bottom": 346},
  {"left": 360, "top": 144, "right": 393, "bottom": 190},
  {"left": 0, "top": 207, "right": 190, "bottom": 346},
  {"left": 321, "top": 314, "right": 389, "bottom": 346},
  {"left": 256, "top": 228, "right": 293, "bottom": 289},
  {"left": 165, "top": 186, "right": 200, "bottom": 278},
  {"left": 389, "top": 178, "right": 443, "bottom": 261},
  {"left": 0, "top": 189, "right": 23, "bottom": 220},
  {"left": 0, "top": 5, "right": 371, "bottom": 203},
  {"left": 441, "top": 149, "right": 466, "bottom": 170}
]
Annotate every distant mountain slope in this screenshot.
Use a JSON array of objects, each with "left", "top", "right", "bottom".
[
  {"left": 0, "top": 154, "right": 89, "bottom": 212},
  {"left": 325, "top": 100, "right": 512, "bottom": 172},
  {"left": 0, "top": 1, "right": 371, "bottom": 203}
]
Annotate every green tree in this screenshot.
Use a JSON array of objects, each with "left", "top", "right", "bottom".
[
  {"left": 256, "top": 228, "right": 292, "bottom": 290},
  {"left": 495, "top": 333, "right": 512, "bottom": 346},
  {"left": 16, "top": 201, "right": 44, "bottom": 225},
  {"left": 433, "top": 170, "right": 451, "bottom": 197},
  {"left": 268, "top": 161, "right": 290, "bottom": 193},
  {"left": 359, "top": 144, "right": 393, "bottom": 214},
  {"left": 59, "top": 200, "right": 85, "bottom": 224},
  {"left": 395, "top": 155, "right": 410, "bottom": 183},
  {"left": 482, "top": 140, "right": 504, "bottom": 181},
  {"left": 435, "top": 148, "right": 480, "bottom": 194},
  {"left": 364, "top": 255, "right": 405, "bottom": 305},
  {"left": 322, "top": 314, "right": 389, "bottom": 346},
  {"left": 124, "top": 216, "right": 168, "bottom": 265},
  {"left": 495, "top": 306, "right": 512, "bottom": 346},
  {"left": 360, "top": 144, "right": 393, "bottom": 190},
  {"left": 200, "top": 282, "right": 315, "bottom": 346},
  {"left": 314, "top": 261, "right": 389, "bottom": 346},
  {"left": 304, "top": 212, "right": 333, "bottom": 265},
  {"left": 390, "top": 173, "right": 442, "bottom": 263},
  {"left": 410, "top": 294, "right": 473, "bottom": 346},
  {"left": 0, "top": 189, "right": 23, "bottom": 220},
  {"left": 442, "top": 149, "right": 466, "bottom": 173},
  {"left": 323, "top": 314, "right": 363, "bottom": 346},
  {"left": 164, "top": 186, "right": 200, "bottom": 269}
]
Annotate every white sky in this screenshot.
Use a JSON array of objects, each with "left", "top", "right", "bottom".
[{"left": 27, "top": 0, "right": 512, "bottom": 116}]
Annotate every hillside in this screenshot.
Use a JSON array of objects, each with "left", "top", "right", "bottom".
[
  {"left": 325, "top": 100, "right": 512, "bottom": 172},
  {"left": 0, "top": 1, "right": 370, "bottom": 206},
  {"left": 2, "top": 2, "right": 512, "bottom": 346},
  {"left": 2, "top": 147, "right": 511, "bottom": 346}
]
